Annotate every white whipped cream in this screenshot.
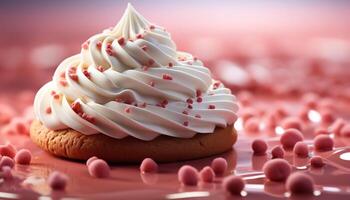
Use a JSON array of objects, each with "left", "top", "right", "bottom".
[{"left": 34, "top": 4, "right": 238, "bottom": 141}]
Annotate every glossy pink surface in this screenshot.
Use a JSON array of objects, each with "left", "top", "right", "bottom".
[{"left": 0, "top": 97, "right": 349, "bottom": 200}]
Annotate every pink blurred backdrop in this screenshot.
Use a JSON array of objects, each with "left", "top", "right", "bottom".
[{"left": 1, "top": 0, "right": 350, "bottom": 95}]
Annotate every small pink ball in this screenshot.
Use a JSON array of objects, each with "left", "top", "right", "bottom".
[
  {"left": 263, "top": 159, "right": 291, "bottom": 182},
  {"left": 314, "top": 135, "right": 334, "bottom": 152},
  {"left": 238, "top": 91, "right": 253, "bottom": 107},
  {"left": 48, "top": 171, "right": 68, "bottom": 190},
  {"left": 298, "top": 107, "right": 310, "bottom": 122},
  {"left": 314, "top": 128, "right": 329, "bottom": 135},
  {"left": 310, "top": 156, "right": 324, "bottom": 168},
  {"left": 199, "top": 166, "right": 215, "bottom": 183},
  {"left": 286, "top": 172, "right": 314, "bottom": 195},
  {"left": 14, "top": 149, "right": 32, "bottom": 165},
  {"left": 211, "top": 157, "right": 228, "bottom": 176},
  {"left": 177, "top": 165, "right": 199, "bottom": 186},
  {"left": 0, "top": 143, "right": 17, "bottom": 158},
  {"left": 223, "top": 175, "right": 245, "bottom": 195},
  {"left": 302, "top": 93, "right": 318, "bottom": 109},
  {"left": 280, "top": 129, "right": 304, "bottom": 150},
  {"left": 320, "top": 109, "right": 335, "bottom": 124},
  {"left": 0, "top": 156, "right": 15, "bottom": 168},
  {"left": 329, "top": 118, "right": 346, "bottom": 136},
  {"left": 140, "top": 158, "right": 158, "bottom": 173},
  {"left": 271, "top": 145, "right": 285, "bottom": 159},
  {"left": 2, "top": 166, "right": 13, "bottom": 179},
  {"left": 293, "top": 142, "right": 309, "bottom": 158},
  {"left": 244, "top": 117, "right": 260, "bottom": 132},
  {"left": 251, "top": 139, "right": 268, "bottom": 155},
  {"left": 281, "top": 117, "right": 303, "bottom": 131},
  {"left": 340, "top": 124, "right": 350, "bottom": 137},
  {"left": 240, "top": 108, "right": 257, "bottom": 123},
  {"left": 86, "top": 156, "right": 98, "bottom": 166},
  {"left": 88, "top": 159, "right": 110, "bottom": 178}
]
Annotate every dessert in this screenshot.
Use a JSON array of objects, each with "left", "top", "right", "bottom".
[{"left": 30, "top": 4, "right": 238, "bottom": 163}]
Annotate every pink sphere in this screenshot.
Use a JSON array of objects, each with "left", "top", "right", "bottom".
[
  {"left": 310, "top": 156, "right": 324, "bottom": 168},
  {"left": 140, "top": 158, "right": 158, "bottom": 173},
  {"left": 280, "top": 129, "right": 304, "bottom": 150},
  {"left": 340, "top": 124, "right": 350, "bottom": 137},
  {"left": 281, "top": 117, "right": 303, "bottom": 131},
  {"left": 244, "top": 117, "right": 260, "bottom": 132},
  {"left": 314, "top": 135, "right": 334, "bottom": 152},
  {"left": 2, "top": 166, "right": 13, "bottom": 179},
  {"left": 240, "top": 108, "right": 257, "bottom": 123},
  {"left": 271, "top": 145, "right": 285, "bottom": 159},
  {"left": 0, "top": 156, "right": 15, "bottom": 168},
  {"left": 14, "top": 149, "right": 32, "bottom": 165},
  {"left": 251, "top": 139, "right": 268, "bottom": 155},
  {"left": 320, "top": 109, "right": 335, "bottom": 124},
  {"left": 0, "top": 143, "right": 17, "bottom": 158},
  {"left": 302, "top": 93, "right": 318, "bottom": 109},
  {"left": 263, "top": 159, "right": 291, "bottom": 182},
  {"left": 211, "top": 157, "right": 228, "bottom": 176},
  {"left": 177, "top": 165, "right": 199, "bottom": 186},
  {"left": 293, "top": 142, "right": 309, "bottom": 158},
  {"left": 199, "top": 166, "right": 215, "bottom": 183},
  {"left": 223, "top": 175, "right": 245, "bottom": 195},
  {"left": 48, "top": 171, "right": 68, "bottom": 190},
  {"left": 86, "top": 156, "right": 98, "bottom": 166},
  {"left": 286, "top": 172, "right": 314, "bottom": 195},
  {"left": 329, "top": 118, "right": 345, "bottom": 136},
  {"left": 314, "top": 128, "right": 329, "bottom": 135},
  {"left": 88, "top": 159, "right": 110, "bottom": 178}
]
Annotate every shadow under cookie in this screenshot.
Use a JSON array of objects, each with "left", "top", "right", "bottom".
[{"left": 30, "top": 120, "right": 237, "bottom": 163}]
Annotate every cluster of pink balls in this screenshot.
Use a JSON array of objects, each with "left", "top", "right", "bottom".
[
  {"left": 238, "top": 91, "right": 350, "bottom": 138},
  {"left": 0, "top": 143, "right": 32, "bottom": 180},
  {"left": 0, "top": 91, "right": 35, "bottom": 136},
  {"left": 249, "top": 127, "right": 332, "bottom": 195}
]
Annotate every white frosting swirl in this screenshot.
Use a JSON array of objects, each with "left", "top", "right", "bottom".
[{"left": 34, "top": 4, "right": 238, "bottom": 141}]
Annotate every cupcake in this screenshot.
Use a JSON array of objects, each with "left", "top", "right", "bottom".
[{"left": 30, "top": 4, "right": 238, "bottom": 163}]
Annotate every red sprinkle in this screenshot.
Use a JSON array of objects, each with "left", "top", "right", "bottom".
[
  {"left": 106, "top": 49, "right": 114, "bottom": 56},
  {"left": 83, "top": 70, "right": 91, "bottom": 79},
  {"left": 168, "top": 62, "right": 173, "bottom": 67},
  {"left": 97, "top": 66, "right": 105, "bottom": 72},
  {"left": 142, "top": 66, "right": 149, "bottom": 71},
  {"left": 196, "top": 97, "right": 203, "bottom": 103},
  {"left": 81, "top": 42, "right": 89, "bottom": 50},
  {"left": 136, "top": 34, "right": 143, "bottom": 39},
  {"left": 162, "top": 74, "right": 173, "bottom": 80},
  {"left": 208, "top": 104, "right": 216, "bottom": 109},
  {"left": 96, "top": 41, "right": 102, "bottom": 49},
  {"left": 81, "top": 113, "right": 95, "bottom": 123},
  {"left": 149, "top": 81, "right": 155, "bottom": 87},
  {"left": 182, "top": 110, "right": 189, "bottom": 115},
  {"left": 53, "top": 94, "right": 60, "bottom": 100},
  {"left": 118, "top": 37, "right": 125, "bottom": 45},
  {"left": 125, "top": 107, "right": 131, "bottom": 113},
  {"left": 196, "top": 89, "right": 202, "bottom": 97},
  {"left": 46, "top": 107, "right": 52, "bottom": 114},
  {"left": 195, "top": 114, "right": 201, "bottom": 118},
  {"left": 59, "top": 80, "right": 68, "bottom": 87},
  {"left": 71, "top": 102, "right": 82, "bottom": 113},
  {"left": 69, "top": 73, "right": 78, "bottom": 82},
  {"left": 106, "top": 42, "right": 112, "bottom": 49},
  {"left": 188, "top": 104, "right": 193, "bottom": 109},
  {"left": 213, "top": 81, "right": 221, "bottom": 89},
  {"left": 183, "top": 121, "right": 189, "bottom": 126},
  {"left": 186, "top": 98, "right": 193, "bottom": 104},
  {"left": 148, "top": 59, "right": 155, "bottom": 66},
  {"left": 50, "top": 91, "right": 56, "bottom": 96},
  {"left": 149, "top": 25, "right": 155, "bottom": 30},
  {"left": 141, "top": 45, "right": 148, "bottom": 51},
  {"left": 140, "top": 102, "right": 147, "bottom": 108}
]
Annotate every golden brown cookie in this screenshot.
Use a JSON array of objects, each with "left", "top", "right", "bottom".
[{"left": 30, "top": 120, "right": 237, "bottom": 163}]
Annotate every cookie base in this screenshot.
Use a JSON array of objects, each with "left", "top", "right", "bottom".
[{"left": 30, "top": 120, "right": 237, "bottom": 163}]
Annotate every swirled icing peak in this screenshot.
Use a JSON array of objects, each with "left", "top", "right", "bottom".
[{"left": 34, "top": 4, "right": 238, "bottom": 141}]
